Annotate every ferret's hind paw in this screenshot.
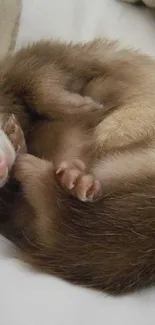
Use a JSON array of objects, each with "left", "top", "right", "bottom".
[{"left": 56, "top": 159, "right": 102, "bottom": 202}]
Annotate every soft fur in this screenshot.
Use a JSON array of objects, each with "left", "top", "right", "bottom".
[{"left": 1, "top": 39, "right": 155, "bottom": 294}]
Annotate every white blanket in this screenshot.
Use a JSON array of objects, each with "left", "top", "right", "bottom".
[{"left": 1, "top": 0, "right": 155, "bottom": 324}]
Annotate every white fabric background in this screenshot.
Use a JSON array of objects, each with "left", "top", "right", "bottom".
[{"left": 1, "top": 0, "right": 155, "bottom": 324}]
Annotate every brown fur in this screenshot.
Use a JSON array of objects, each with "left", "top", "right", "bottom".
[{"left": 1, "top": 39, "right": 155, "bottom": 294}]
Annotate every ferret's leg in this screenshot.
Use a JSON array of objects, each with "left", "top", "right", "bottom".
[
  {"left": 91, "top": 146, "right": 155, "bottom": 191},
  {"left": 55, "top": 144, "right": 155, "bottom": 202},
  {"left": 28, "top": 82, "right": 103, "bottom": 119},
  {"left": 14, "top": 144, "right": 155, "bottom": 206},
  {"left": 5, "top": 58, "right": 103, "bottom": 120}
]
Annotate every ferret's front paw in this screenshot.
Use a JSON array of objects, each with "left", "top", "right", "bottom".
[
  {"left": 69, "top": 94, "right": 103, "bottom": 112},
  {"left": 3, "top": 114, "right": 26, "bottom": 154},
  {"left": 56, "top": 159, "right": 101, "bottom": 202},
  {"left": 82, "top": 96, "right": 103, "bottom": 112}
]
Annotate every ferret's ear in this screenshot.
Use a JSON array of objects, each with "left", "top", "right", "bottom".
[
  {"left": 0, "top": 129, "right": 16, "bottom": 170},
  {"left": 0, "top": 148, "right": 8, "bottom": 188},
  {"left": 0, "top": 128, "right": 17, "bottom": 188}
]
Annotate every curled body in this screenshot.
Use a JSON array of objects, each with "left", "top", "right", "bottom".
[{"left": 1, "top": 39, "right": 155, "bottom": 294}]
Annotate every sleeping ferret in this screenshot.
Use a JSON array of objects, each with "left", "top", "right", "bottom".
[{"left": 1, "top": 39, "right": 155, "bottom": 294}]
